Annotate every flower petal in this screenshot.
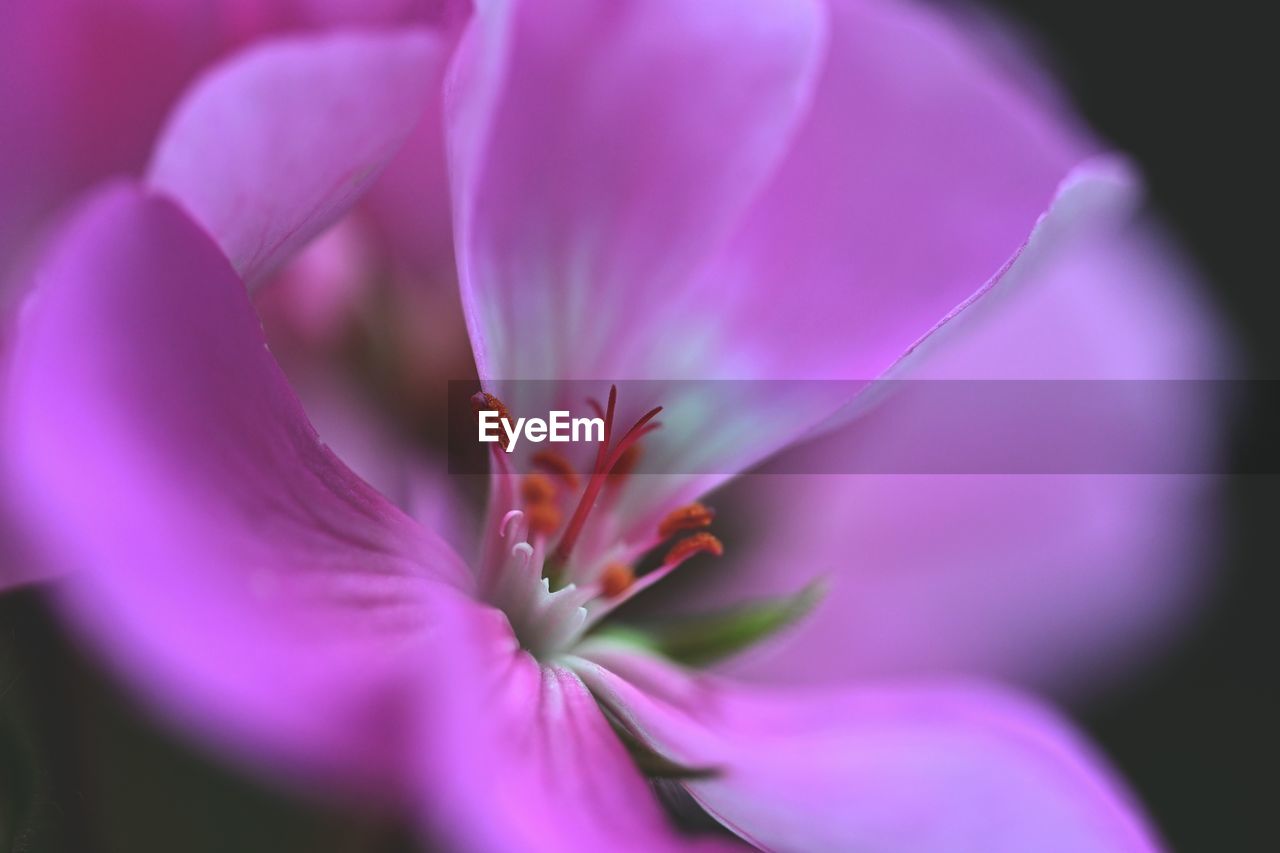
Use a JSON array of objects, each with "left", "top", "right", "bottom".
[
  {"left": 640, "top": 161, "right": 1227, "bottom": 696},
  {"left": 0, "top": 0, "right": 220, "bottom": 282},
  {"left": 147, "top": 28, "right": 447, "bottom": 286},
  {"left": 447, "top": 0, "right": 826, "bottom": 382},
  {"left": 688, "top": 0, "right": 1094, "bottom": 382},
  {"left": 271, "top": 355, "right": 480, "bottom": 559},
  {"left": 445, "top": 0, "right": 1116, "bottom": 544},
  {"left": 0, "top": 1, "right": 460, "bottom": 289},
  {"left": 445, "top": 0, "right": 840, "bottom": 549},
  {"left": 361, "top": 70, "right": 459, "bottom": 280},
  {"left": 573, "top": 647, "right": 1160, "bottom": 852},
  {"left": 5, "top": 184, "right": 471, "bottom": 793},
  {"left": 411, "top": 603, "right": 731, "bottom": 851},
  {"left": 0, "top": 490, "right": 55, "bottom": 591}
]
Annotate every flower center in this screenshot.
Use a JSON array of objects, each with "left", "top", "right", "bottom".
[{"left": 472, "top": 386, "right": 723, "bottom": 659}]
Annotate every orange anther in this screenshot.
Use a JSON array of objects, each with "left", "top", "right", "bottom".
[
  {"left": 520, "top": 473, "right": 556, "bottom": 505},
  {"left": 470, "top": 391, "right": 510, "bottom": 421},
  {"left": 600, "top": 563, "right": 636, "bottom": 597},
  {"left": 526, "top": 502, "right": 562, "bottom": 537},
  {"left": 658, "top": 503, "right": 716, "bottom": 539},
  {"left": 471, "top": 391, "right": 513, "bottom": 451},
  {"left": 531, "top": 451, "right": 581, "bottom": 489},
  {"left": 664, "top": 532, "right": 724, "bottom": 567}
]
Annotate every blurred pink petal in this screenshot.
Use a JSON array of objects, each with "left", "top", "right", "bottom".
[
  {"left": 413, "top": 603, "right": 731, "bottom": 851},
  {"left": 5, "top": 184, "right": 471, "bottom": 793},
  {"left": 362, "top": 68, "right": 458, "bottom": 281},
  {"left": 447, "top": 0, "right": 825, "bottom": 382},
  {"left": 652, "top": 161, "right": 1226, "bottom": 695},
  {"left": 575, "top": 644, "right": 1159, "bottom": 852},
  {"left": 275, "top": 356, "right": 480, "bottom": 557},
  {"left": 148, "top": 29, "right": 448, "bottom": 286},
  {"left": 0, "top": 1, "right": 461, "bottom": 288},
  {"left": 0, "top": 0, "right": 1222, "bottom": 846},
  {"left": 254, "top": 215, "right": 378, "bottom": 345},
  {"left": 0, "top": 0, "right": 221, "bottom": 280},
  {"left": 687, "top": 0, "right": 1096, "bottom": 382},
  {"left": 444, "top": 0, "right": 841, "bottom": 546},
  {"left": 443, "top": 0, "right": 1125, "bottom": 544},
  {"left": 290, "top": 0, "right": 469, "bottom": 29},
  {"left": 0, "top": 488, "right": 52, "bottom": 590}
]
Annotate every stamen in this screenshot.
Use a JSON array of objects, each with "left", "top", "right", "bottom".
[
  {"left": 658, "top": 503, "right": 716, "bottom": 539},
  {"left": 526, "top": 502, "right": 562, "bottom": 537},
  {"left": 511, "top": 541, "right": 534, "bottom": 567},
  {"left": 551, "top": 388, "right": 662, "bottom": 567},
  {"left": 589, "top": 386, "right": 617, "bottom": 474},
  {"left": 520, "top": 473, "right": 557, "bottom": 505},
  {"left": 531, "top": 451, "right": 581, "bottom": 489},
  {"left": 600, "top": 563, "right": 636, "bottom": 597},
  {"left": 607, "top": 443, "right": 642, "bottom": 486},
  {"left": 664, "top": 532, "right": 724, "bottom": 567},
  {"left": 471, "top": 391, "right": 513, "bottom": 451},
  {"left": 500, "top": 510, "right": 525, "bottom": 539}
]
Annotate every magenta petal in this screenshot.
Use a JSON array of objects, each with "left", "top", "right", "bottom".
[
  {"left": 690, "top": 0, "right": 1094, "bottom": 382},
  {"left": 362, "top": 72, "right": 458, "bottom": 280},
  {"left": 278, "top": 362, "right": 479, "bottom": 558},
  {"left": 0, "top": 489, "right": 55, "bottom": 591},
  {"left": 148, "top": 28, "right": 447, "bottom": 286},
  {"left": 657, "top": 163, "right": 1227, "bottom": 695},
  {"left": 442, "top": 0, "right": 1115, "bottom": 535},
  {"left": 443, "top": 0, "right": 831, "bottom": 536},
  {"left": 411, "top": 604, "right": 726, "bottom": 851},
  {"left": 574, "top": 647, "right": 1160, "bottom": 852},
  {"left": 0, "top": 0, "right": 222, "bottom": 281},
  {"left": 6, "top": 184, "right": 471, "bottom": 793},
  {"left": 447, "top": 0, "right": 825, "bottom": 382}
]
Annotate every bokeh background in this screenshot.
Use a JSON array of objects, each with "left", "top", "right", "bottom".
[
  {"left": 979, "top": 2, "right": 1276, "bottom": 851},
  {"left": 1, "top": 0, "right": 1274, "bottom": 851}
]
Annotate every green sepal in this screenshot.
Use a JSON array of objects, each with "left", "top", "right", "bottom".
[
  {"left": 598, "top": 580, "right": 826, "bottom": 668},
  {"left": 604, "top": 716, "right": 720, "bottom": 780}
]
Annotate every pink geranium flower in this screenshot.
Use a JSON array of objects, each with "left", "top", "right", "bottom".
[
  {"left": 0, "top": 0, "right": 467, "bottom": 588},
  {"left": 3, "top": 0, "right": 1224, "bottom": 849},
  {"left": 0, "top": 0, "right": 465, "bottom": 283}
]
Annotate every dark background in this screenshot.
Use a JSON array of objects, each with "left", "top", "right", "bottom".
[
  {"left": 979, "top": 1, "right": 1277, "bottom": 850},
  {"left": 2, "top": 1, "right": 1276, "bottom": 851}
]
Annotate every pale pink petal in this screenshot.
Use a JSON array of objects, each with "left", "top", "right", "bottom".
[
  {"left": 443, "top": 0, "right": 836, "bottom": 543},
  {"left": 5, "top": 184, "right": 471, "bottom": 794},
  {"left": 444, "top": 0, "right": 1119, "bottom": 541},
  {"left": 683, "top": 0, "right": 1097, "bottom": 382},
  {"left": 446, "top": 0, "right": 826, "bottom": 382},
  {"left": 147, "top": 28, "right": 447, "bottom": 286},
  {"left": 641, "top": 162, "right": 1228, "bottom": 696},
  {"left": 412, "top": 603, "right": 733, "bottom": 851},
  {"left": 574, "top": 646, "right": 1161, "bottom": 852}
]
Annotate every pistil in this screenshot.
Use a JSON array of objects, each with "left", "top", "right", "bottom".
[
  {"left": 550, "top": 386, "right": 662, "bottom": 568},
  {"left": 475, "top": 386, "right": 724, "bottom": 658}
]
